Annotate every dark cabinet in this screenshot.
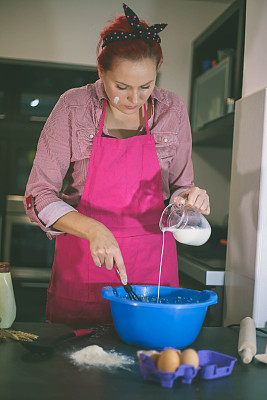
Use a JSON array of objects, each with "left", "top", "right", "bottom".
[
  {"left": 13, "top": 281, "right": 48, "bottom": 322},
  {"left": 9, "top": 137, "right": 38, "bottom": 195},
  {"left": 0, "top": 121, "right": 41, "bottom": 196},
  {"left": 0, "top": 59, "right": 99, "bottom": 261},
  {"left": 189, "top": 0, "right": 246, "bottom": 147},
  {"left": 0, "top": 60, "right": 99, "bottom": 122},
  {"left": 0, "top": 139, "right": 8, "bottom": 255},
  {"left": 0, "top": 59, "right": 99, "bottom": 195},
  {"left": 0, "top": 59, "right": 99, "bottom": 320}
]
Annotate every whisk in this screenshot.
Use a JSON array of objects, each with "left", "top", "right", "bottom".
[
  {"left": 114, "top": 265, "right": 142, "bottom": 302},
  {"left": 122, "top": 282, "right": 142, "bottom": 301}
]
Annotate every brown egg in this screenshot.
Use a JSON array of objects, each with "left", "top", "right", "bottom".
[
  {"left": 180, "top": 348, "right": 199, "bottom": 369},
  {"left": 157, "top": 349, "right": 180, "bottom": 372}
]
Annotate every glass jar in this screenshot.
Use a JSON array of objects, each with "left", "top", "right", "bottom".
[
  {"left": 0, "top": 262, "right": 16, "bottom": 328},
  {"left": 159, "top": 203, "right": 211, "bottom": 246}
]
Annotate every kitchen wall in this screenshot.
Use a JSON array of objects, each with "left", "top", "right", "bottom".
[
  {"left": 242, "top": 0, "right": 267, "bottom": 97},
  {"left": 0, "top": 0, "right": 231, "bottom": 225}
]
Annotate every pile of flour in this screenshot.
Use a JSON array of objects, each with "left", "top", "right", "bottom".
[{"left": 70, "top": 345, "right": 135, "bottom": 370}]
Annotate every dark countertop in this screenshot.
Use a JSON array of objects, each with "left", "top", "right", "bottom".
[{"left": 1, "top": 323, "right": 267, "bottom": 400}]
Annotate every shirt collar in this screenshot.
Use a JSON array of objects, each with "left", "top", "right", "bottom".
[
  {"left": 151, "top": 84, "right": 169, "bottom": 106},
  {"left": 95, "top": 79, "right": 108, "bottom": 102}
]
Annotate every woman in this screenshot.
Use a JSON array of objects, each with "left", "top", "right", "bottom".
[{"left": 24, "top": 4, "right": 210, "bottom": 324}]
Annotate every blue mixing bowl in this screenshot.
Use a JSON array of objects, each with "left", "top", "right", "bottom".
[{"left": 102, "top": 285, "right": 217, "bottom": 349}]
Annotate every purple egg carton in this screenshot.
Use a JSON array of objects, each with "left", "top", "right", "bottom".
[{"left": 138, "top": 350, "right": 237, "bottom": 388}]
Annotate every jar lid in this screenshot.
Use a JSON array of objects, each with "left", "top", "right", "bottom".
[{"left": 0, "top": 262, "right": 10, "bottom": 273}]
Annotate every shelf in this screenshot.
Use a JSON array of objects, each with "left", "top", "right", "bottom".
[
  {"left": 12, "top": 267, "right": 51, "bottom": 283},
  {"left": 189, "top": 0, "right": 245, "bottom": 149},
  {"left": 192, "top": 112, "right": 234, "bottom": 148}
]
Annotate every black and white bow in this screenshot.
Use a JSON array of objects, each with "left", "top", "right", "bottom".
[{"left": 102, "top": 3, "right": 167, "bottom": 48}]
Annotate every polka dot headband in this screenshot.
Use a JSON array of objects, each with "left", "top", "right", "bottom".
[{"left": 102, "top": 3, "right": 167, "bottom": 48}]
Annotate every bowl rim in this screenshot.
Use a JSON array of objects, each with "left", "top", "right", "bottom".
[{"left": 102, "top": 285, "right": 217, "bottom": 309}]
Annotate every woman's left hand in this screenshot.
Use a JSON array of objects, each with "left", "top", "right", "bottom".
[{"left": 173, "top": 186, "right": 210, "bottom": 215}]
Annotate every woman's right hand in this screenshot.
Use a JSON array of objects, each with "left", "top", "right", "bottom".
[
  {"left": 52, "top": 211, "right": 127, "bottom": 285},
  {"left": 87, "top": 221, "right": 128, "bottom": 285}
]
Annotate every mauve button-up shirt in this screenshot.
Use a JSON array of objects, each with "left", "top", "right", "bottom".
[{"left": 24, "top": 79, "right": 194, "bottom": 239}]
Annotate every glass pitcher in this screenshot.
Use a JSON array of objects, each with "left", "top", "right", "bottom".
[{"left": 159, "top": 203, "right": 211, "bottom": 246}]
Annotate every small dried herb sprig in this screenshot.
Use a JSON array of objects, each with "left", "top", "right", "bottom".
[{"left": 0, "top": 328, "right": 39, "bottom": 342}]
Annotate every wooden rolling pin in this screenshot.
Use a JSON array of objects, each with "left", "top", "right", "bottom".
[{"left": 238, "top": 317, "right": 257, "bottom": 364}]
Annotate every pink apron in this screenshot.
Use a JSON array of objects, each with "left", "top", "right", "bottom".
[{"left": 46, "top": 99, "right": 178, "bottom": 324}]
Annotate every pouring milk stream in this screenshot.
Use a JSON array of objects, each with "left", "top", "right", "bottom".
[{"left": 157, "top": 203, "right": 211, "bottom": 302}]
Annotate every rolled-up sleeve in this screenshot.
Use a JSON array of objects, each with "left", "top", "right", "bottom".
[
  {"left": 169, "top": 99, "right": 194, "bottom": 203},
  {"left": 24, "top": 93, "right": 73, "bottom": 238}
]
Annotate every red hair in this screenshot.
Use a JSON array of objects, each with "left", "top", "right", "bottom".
[{"left": 97, "top": 15, "right": 163, "bottom": 71}]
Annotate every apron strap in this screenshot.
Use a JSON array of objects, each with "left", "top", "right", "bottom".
[
  {"left": 98, "top": 99, "right": 107, "bottom": 137},
  {"left": 98, "top": 98, "right": 150, "bottom": 137},
  {"left": 143, "top": 103, "right": 150, "bottom": 135}
]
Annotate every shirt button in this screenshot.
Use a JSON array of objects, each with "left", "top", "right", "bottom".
[
  {"left": 163, "top": 138, "right": 168, "bottom": 143},
  {"left": 89, "top": 134, "right": 94, "bottom": 138}
]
